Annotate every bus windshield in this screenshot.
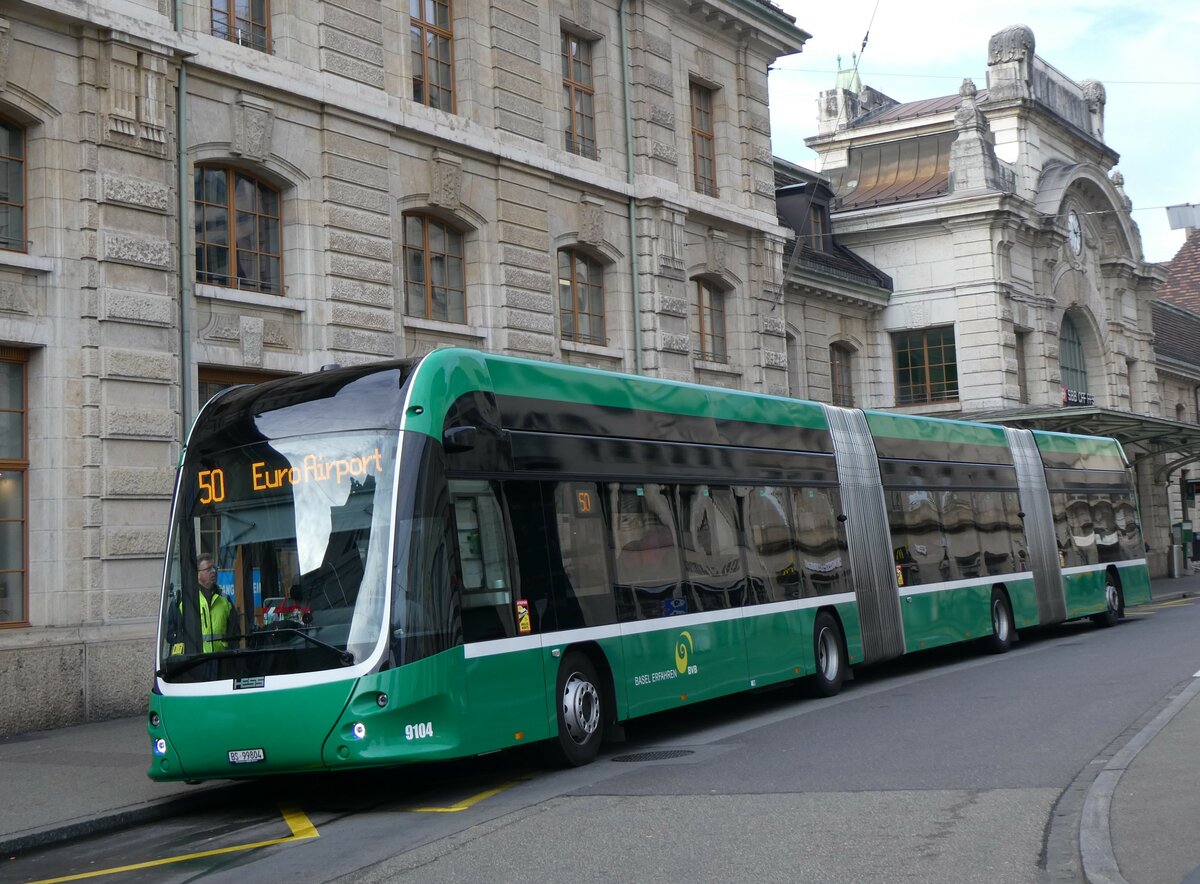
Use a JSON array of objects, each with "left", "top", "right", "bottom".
[{"left": 158, "top": 430, "right": 398, "bottom": 683}]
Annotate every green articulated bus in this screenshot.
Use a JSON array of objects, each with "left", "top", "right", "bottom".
[{"left": 148, "top": 347, "right": 1150, "bottom": 781}]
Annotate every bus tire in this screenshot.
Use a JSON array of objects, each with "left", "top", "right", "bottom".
[
  {"left": 552, "top": 651, "right": 604, "bottom": 766},
  {"left": 1090, "top": 575, "right": 1123, "bottom": 628},
  {"left": 984, "top": 589, "right": 1014, "bottom": 654},
  {"left": 810, "top": 611, "right": 846, "bottom": 697}
]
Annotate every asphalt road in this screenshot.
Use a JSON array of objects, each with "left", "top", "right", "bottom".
[{"left": 9, "top": 595, "right": 1199, "bottom": 884}]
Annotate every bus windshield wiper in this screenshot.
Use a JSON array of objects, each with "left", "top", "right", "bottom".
[
  {"left": 156, "top": 647, "right": 259, "bottom": 679},
  {"left": 260, "top": 627, "right": 355, "bottom": 666}
]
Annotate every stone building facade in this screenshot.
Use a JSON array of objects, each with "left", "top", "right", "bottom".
[
  {"left": 800, "top": 25, "right": 1182, "bottom": 573},
  {"left": 0, "top": 0, "right": 808, "bottom": 733}
]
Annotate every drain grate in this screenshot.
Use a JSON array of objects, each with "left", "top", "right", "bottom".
[{"left": 611, "top": 749, "right": 695, "bottom": 763}]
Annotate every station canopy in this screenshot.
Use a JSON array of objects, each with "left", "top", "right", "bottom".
[{"left": 962, "top": 406, "right": 1200, "bottom": 482}]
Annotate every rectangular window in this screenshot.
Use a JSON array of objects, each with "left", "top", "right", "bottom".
[
  {"left": 0, "top": 349, "right": 28, "bottom": 625},
  {"left": 404, "top": 214, "right": 466, "bottom": 323},
  {"left": 678, "top": 485, "right": 743, "bottom": 609},
  {"left": 562, "top": 31, "right": 597, "bottom": 159},
  {"left": 558, "top": 248, "right": 605, "bottom": 344},
  {"left": 0, "top": 119, "right": 26, "bottom": 253},
  {"left": 212, "top": 0, "right": 270, "bottom": 52},
  {"left": 692, "top": 280, "right": 727, "bottom": 363},
  {"left": 609, "top": 483, "right": 685, "bottom": 621},
  {"left": 1016, "top": 331, "right": 1029, "bottom": 404},
  {"left": 194, "top": 166, "right": 282, "bottom": 294},
  {"left": 893, "top": 326, "right": 958, "bottom": 405},
  {"left": 808, "top": 205, "right": 825, "bottom": 250},
  {"left": 411, "top": 0, "right": 454, "bottom": 112},
  {"left": 690, "top": 82, "right": 716, "bottom": 196},
  {"left": 830, "top": 345, "right": 853, "bottom": 407}
]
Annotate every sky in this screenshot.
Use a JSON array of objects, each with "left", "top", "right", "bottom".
[{"left": 767, "top": 1, "right": 1200, "bottom": 264}]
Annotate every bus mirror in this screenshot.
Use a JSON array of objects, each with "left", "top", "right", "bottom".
[{"left": 443, "top": 426, "right": 477, "bottom": 453}]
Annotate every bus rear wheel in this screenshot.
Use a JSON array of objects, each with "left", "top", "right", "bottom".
[
  {"left": 1091, "top": 576, "right": 1123, "bottom": 628},
  {"left": 810, "top": 612, "right": 846, "bottom": 697},
  {"left": 984, "top": 589, "right": 1014, "bottom": 654},
  {"left": 552, "top": 652, "right": 604, "bottom": 766}
]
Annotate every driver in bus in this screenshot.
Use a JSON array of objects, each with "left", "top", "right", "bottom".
[{"left": 170, "top": 554, "right": 235, "bottom": 654}]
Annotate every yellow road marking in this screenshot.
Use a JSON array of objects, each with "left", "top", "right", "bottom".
[
  {"left": 25, "top": 804, "right": 318, "bottom": 884},
  {"left": 1145, "top": 598, "right": 1196, "bottom": 609},
  {"left": 409, "top": 779, "right": 523, "bottom": 813}
]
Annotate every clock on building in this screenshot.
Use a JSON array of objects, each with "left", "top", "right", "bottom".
[{"left": 1067, "top": 210, "right": 1083, "bottom": 255}]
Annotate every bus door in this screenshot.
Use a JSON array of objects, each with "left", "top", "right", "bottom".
[{"left": 450, "top": 479, "right": 548, "bottom": 749}]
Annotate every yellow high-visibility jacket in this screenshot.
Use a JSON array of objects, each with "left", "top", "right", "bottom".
[{"left": 171, "top": 591, "right": 233, "bottom": 655}]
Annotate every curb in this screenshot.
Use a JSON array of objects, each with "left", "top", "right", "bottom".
[
  {"left": 0, "top": 782, "right": 240, "bottom": 857},
  {"left": 1080, "top": 675, "right": 1200, "bottom": 884}
]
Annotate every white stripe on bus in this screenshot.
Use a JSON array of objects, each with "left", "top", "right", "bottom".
[{"left": 463, "top": 591, "right": 857, "bottom": 659}]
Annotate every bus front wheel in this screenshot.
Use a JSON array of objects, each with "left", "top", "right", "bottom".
[
  {"left": 552, "top": 651, "right": 604, "bottom": 766},
  {"left": 811, "top": 612, "right": 846, "bottom": 697}
]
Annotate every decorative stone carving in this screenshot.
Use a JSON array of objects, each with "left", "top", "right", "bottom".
[
  {"left": 0, "top": 281, "right": 32, "bottom": 314},
  {"left": 649, "top": 103, "right": 675, "bottom": 128},
  {"left": 658, "top": 295, "right": 688, "bottom": 317},
  {"left": 696, "top": 48, "right": 714, "bottom": 82},
  {"left": 101, "top": 233, "right": 170, "bottom": 268},
  {"left": 763, "top": 349, "right": 788, "bottom": 368},
  {"left": 987, "top": 24, "right": 1035, "bottom": 64},
  {"left": 232, "top": 93, "right": 275, "bottom": 161},
  {"left": 660, "top": 333, "right": 690, "bottom": 354},
  {"left": 101, "top": 175, "right": 170, "bottom": 213},
  {"left": 761, "top": 315, "right": 785, "bottom": 337},
  {"left": 430, "top": 151, "right": 462, "bottom": 210},
  {"left": 580, "top": 195, "right": 605, "bottom": 246},
  {"left": 949, "top": 78, "right": 1012, "bottom": 194},
  {"left": 240, "top": 316, "right": 265, "bottom": 367},
  {"left": 707, "top": 229, "right": 728, "bottom": 276},
  {"left": 571, "top": 0, "right": 591, "bottom": 33},
  {"left": 906, "top": 301, "right": 929, "bottom": 329},
  {"left": 651, "top": 140, "right": 677, "bottom": 164},
  {"left": 1081, "top": 79, "right": 1106, "bottom": 140},
  {"left": 1111, "top": 170, "right": 1133, "bottom": 211}
]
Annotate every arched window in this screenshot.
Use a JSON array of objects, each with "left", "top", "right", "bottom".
[
  {"left": 1060, "top": 313, "right": 1088, "bottom": 395},
  {"left": 194, "top": 165, "right": 282, "bottom": 294},
  {"left": 404, "top": 213, "right": 465, "bottom": 323},
  {"left": 692, "top": 280, "right": 727, "bottom": 362},
  {"left": 0, "top": 117, "right": 25, "bottom": 253},
  {"left": 558, "top": 248, "right": 605, "bottom": 344},
  {"left": 830, "top": 343, "right": 853, "bottom": 407}
]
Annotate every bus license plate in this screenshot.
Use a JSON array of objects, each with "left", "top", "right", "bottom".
[{"left": 228, "top": 748, "right": 265, "bottom": 764}]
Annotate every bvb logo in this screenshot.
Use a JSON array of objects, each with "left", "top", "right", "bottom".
[{"left": 675, "top": 631, "right": 694, "bottom": 675}]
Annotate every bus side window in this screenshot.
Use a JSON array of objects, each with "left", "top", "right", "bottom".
[
  {"left": 790, "top": 487, "right": 849, "bottom": 596},
  {"left": 608, "top": 482, "right": 684, "bottom": 620},
  {"left": 504, "top": 480, "right": 558, "bottom": 635},
  {"left": 1092, "top": 494, "right": 1120, "bottom": 563},
  {"left": 741, "top": 486, "right": 799, "bottom": 602},
  {"left": 548, "top": 481, "right": 616, "bottom": 629},
  {"left": 1113, "top": 494, "right": 1143, "bottom": 561},
  {"left": 678, "top": 485, "right": 743, "bottom": 610},
  {"left": 1064, "top": 494, "right": 1096, "bottom": 565},
  {"left": 450, "top": 479, "right": 516, "bottom": 642}
]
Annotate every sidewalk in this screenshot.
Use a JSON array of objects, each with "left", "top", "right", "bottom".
[{"left": 2, "top": 572, "right": 1198, "bottom": 874}]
